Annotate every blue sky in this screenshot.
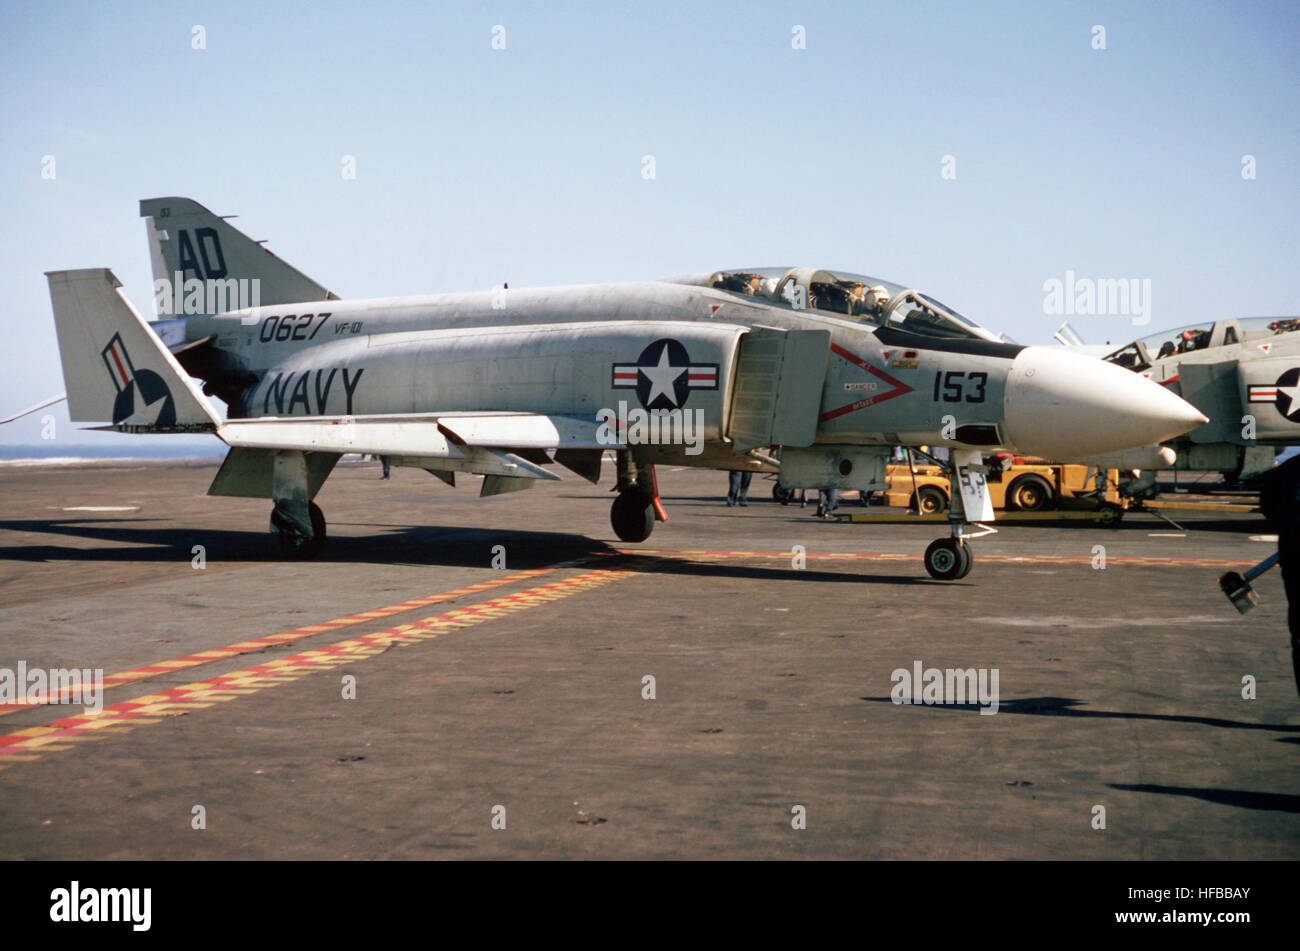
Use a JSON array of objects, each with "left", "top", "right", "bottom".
[{"left": 1, "top": 0, "right": 1296, "bottom": 449}]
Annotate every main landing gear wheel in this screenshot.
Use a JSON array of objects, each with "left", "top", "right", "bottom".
[
  {"left": 772, "top": 484, "right": 796, "bottom": 505},
  {"left": 272, "top": 501, "right": 326, "bottom": 560},
  {"left": 611, "top": 489, "right": 655, "bottom": 543},
  {"left": 924, "top": 537, "right": 972, "bottom": 580}
]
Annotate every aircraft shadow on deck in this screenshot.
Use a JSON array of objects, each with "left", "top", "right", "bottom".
[
  {"left": 0, "top": 517, "right": 929, "bottom": 584},
  {"left": 668, "top": 502, "right": 1268, "bottom": 536},
  {"left": 858, "top": 695, "right": 1300, "bottom": 733},
  {"left": 610, "top": 553, "right": 930, "bottom": 586},
  {"left": 1107, "top": 783, "right": 1300, "bottom": 814},
  {"left": 0, "top": 517, "right": 606, "bottom": 568}
]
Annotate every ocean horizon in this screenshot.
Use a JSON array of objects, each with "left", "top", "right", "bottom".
[{"left": 0, "top": 442, "right": 227, "bottom": 464}]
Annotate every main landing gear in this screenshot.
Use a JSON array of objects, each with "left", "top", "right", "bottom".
[
  {"left": 269, "top": 449, "right": 326, "bottom": 559},
  {"left": 910, "top": 447, "right": 994, "bottom": 581},
  {"left": 611, "top": 488, "right": 654, "bottom": 542},
  {"left": 272, "top": 499, "right": 326, "bottom": 559},
  {"left": 610, "top": 451, "right": 663, "bottom": 543}
]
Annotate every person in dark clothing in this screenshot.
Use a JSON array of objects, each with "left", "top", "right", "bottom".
[
  {"left": 1258, "top": 454, "right": 1300, "bottom": 695},
  {"left": 727, "top": 470, "right": 752, "bottom": 506}
]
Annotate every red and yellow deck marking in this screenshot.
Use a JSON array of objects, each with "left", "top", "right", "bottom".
[
  {"left": 0, "top": 567, "right": 558, "bottom": 718},
  {"left": 0, "top": 567, "right": 630, "bottom": 771},
  {"left": 609, "top": 548, "right": 1255, "bottom": 568}
]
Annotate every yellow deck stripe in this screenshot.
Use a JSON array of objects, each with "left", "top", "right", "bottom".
[
  {"left": 0, "top": 568, "right": 629, "bottom": 771},
  {"left": 0, "top": 567, "right": 558, "bottom": 717}
]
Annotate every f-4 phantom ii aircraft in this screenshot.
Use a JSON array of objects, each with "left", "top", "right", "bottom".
[
  {"left": 1081, "top": 317, "right": 1300, "bottom": 496},
  {"left": 34, "top": 197, "right": 1207, "bottom": 579}
]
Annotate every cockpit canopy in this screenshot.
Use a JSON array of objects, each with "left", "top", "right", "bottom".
[
  {"left": 679, "top": 267, "right": 1002, "bottom": 343},
  {"left": 1103, "top": 316, "right": 1300, "bottom": 372}
]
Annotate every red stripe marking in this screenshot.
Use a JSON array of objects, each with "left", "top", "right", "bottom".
[
  {"left": 605, "top": 548, "right": 1254, "bottom": 568},
  {"left": 0, "top": 568, "right": 558, "bottom": 717},
  {"left": 109, "top": 347, "right": 130, "bottom": 389},
  {"left": 0, "top": 569, "right": 629, "bottom": 758},
  {"left": 819, "top": 344, "right": 914, "bottom": 421}
]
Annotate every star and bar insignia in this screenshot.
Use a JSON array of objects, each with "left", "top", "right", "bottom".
[
  {"left": 1248, "top": 367, "right": 1300, "bottom": 422},
  {"left": 612, "top": 338, "right": 718, "bottom": 410}
]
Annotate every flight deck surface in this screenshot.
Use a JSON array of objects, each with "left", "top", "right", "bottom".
[{"left": 0, "top": 460, "right": 1295, "bottom": 859}]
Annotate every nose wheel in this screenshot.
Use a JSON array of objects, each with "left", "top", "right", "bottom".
[
  {"left": 905, "top": 446, "right": 990, "bottom": 581},
  {"left": 924, "top": 537, "right": 972, "bottom": 580}
]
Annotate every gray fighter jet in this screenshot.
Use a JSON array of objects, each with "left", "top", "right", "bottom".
[
  {"left": 1087, "top": 317, "right": 1300, "bottom": 496},
  {"left": 34, "top": 197, "right": 1206, "bottom": 579}
]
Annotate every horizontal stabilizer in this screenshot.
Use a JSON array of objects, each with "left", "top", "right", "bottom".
[{"left": 0, "top": 392, "right": 66, "bottom": 425}]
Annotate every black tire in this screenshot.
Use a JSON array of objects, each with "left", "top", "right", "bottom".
[
  {"left": 611, "top": 490, "right": 654, "bottom": 542},
  {"left": 273, "top": 501, "right": 326, "bottom": 560},
  {"left": 772, "top": 484, "right": 795, "bottom": 505},
  {"left": 954, "top": 542, "right": 973, "bottom": 579},
  {"left": 914, "top": 485, "right": 948, "bottom": 514},
  {"left": 1007, "top": 474, "right": 1054, "bottom": 512},
  {"left": 1098, "top": 502, "right": 1124, "bottom": 528},
  {"left": 924, "top": 538, "right": 968, "bottom": 580}
]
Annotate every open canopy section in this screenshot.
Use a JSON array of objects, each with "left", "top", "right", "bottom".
[{"left": 677, "top": 267, "right": 1002, "bottom": 342}]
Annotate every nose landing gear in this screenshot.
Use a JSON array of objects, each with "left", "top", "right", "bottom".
[
  {"left": 910, "top": 447, "right": 995, "bottom": 581},
  {"left": 924, "top": 536, "right": 972, "bottom": 580}
]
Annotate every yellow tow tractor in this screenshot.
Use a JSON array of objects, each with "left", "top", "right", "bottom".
[{"left": 878, "top": 454, "right": 1124, "bottom": 518}]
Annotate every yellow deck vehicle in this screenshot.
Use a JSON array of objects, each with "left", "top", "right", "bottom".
[{"left": 883, "top": 456, "right": 1121, "bottom": 513}]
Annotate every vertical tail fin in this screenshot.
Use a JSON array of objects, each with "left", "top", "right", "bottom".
[
  {"left": 47, "top": 268, "right": 217, "bottom": 429},
  {"left": 139, "top": 196, "right": 337, "bottom": 314}
]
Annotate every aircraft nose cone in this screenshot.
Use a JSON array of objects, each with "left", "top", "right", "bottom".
[{"left": 1002, "top": 347, "right": 1208, "bottom": 459}]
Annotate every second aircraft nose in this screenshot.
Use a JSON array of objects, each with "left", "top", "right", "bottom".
[{"left": 1001, "top": 347, "right": 1208, "bottom": 459}]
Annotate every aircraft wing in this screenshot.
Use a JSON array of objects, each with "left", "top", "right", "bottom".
[
  {"left": 216, "top": 411, "right": 612, "bottom": 456},
  {"left": 210, "top": 411, "right": 619, "bottom": 498},
  {"left": 433, "top": 413, "right": 613, "bottom": 450}
]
